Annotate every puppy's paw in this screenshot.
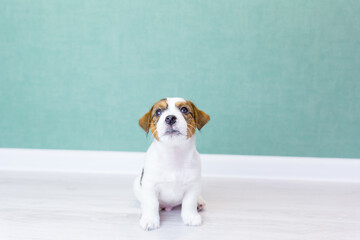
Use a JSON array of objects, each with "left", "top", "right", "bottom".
[
  {"left": 139, "top": 215, "right": 160, "bottom": 231},
  {"left": 182, "top": 213, "right": 202, "bottom": 226}
]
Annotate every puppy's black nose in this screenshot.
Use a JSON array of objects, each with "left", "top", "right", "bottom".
[{"left": 165, "top": 115, "right": 177, "bottom": 125}]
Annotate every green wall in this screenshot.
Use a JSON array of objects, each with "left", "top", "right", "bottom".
[{"left": 1, "top": 0, "right": 359, "bottom": 158}]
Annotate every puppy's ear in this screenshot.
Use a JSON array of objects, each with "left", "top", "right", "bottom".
[
  {"left": 139, "top": 106, "right": 153, "bottom": 133},
  {"left": 188, "top": 101, "right": 210, "bottom": 130}
]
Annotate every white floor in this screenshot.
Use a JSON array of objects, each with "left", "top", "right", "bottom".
[{"left": 0, "top": 171, "right": 359, "bottom": 240}]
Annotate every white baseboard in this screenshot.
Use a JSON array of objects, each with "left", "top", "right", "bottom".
[{"left": 0, "top": 148, "right": 359, "bottom": 182}]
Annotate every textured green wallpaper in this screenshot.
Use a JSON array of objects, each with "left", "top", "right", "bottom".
[{"left": 1, "top": 0, "right": 359, "bottom": 158}]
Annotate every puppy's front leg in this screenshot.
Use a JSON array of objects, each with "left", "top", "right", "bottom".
[
  {"left": 139, "top": 187, "right": 160, "bottom": 231},
  {"left": 181, "top": 185, "right": 202, "bottom": 226}
]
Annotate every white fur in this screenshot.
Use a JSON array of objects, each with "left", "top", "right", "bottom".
[{"left": 134, "top": 97, "right": 205, "bottom": 230}]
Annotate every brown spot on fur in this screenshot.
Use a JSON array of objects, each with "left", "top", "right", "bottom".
[
  {"left": 139, "top": 99, "right": 168, "bottom": 141},
  {"left": 175, "top": 101, "right": 196, "bottom": 138},
  {"left": 176, "top": 100, "right": 210, "bottom": 138}
]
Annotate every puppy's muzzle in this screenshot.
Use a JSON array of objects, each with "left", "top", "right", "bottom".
[{"left": 165, "top": 115, "right": 177, "bottom": 126}]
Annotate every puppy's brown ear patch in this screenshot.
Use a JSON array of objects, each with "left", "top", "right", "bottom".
[
  {"left": 188, "top": 101, "right": 210, "bottom": 130},
  {"left": 139, "top": 106, "right": 153, "bottom": 133}
]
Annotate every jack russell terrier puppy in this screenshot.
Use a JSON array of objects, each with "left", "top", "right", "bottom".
[{"left": 133, "top": 97, "right": 210, "bottom": 230}]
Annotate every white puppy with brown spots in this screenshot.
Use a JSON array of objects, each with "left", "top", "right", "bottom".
[{"left": 133, "top": 97, "right": 210, "bottom": 230}]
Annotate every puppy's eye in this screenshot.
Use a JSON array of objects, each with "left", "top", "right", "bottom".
[
  {"left": 155, "top": 109, "right": 162, "bottom": 116},
  {"left": 180, "top": 107, "right": 189, "bottom": 114}
]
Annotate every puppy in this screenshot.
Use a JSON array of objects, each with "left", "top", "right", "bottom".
[{"left": 133, "top": 97, "right": 210, "bottom": 230}]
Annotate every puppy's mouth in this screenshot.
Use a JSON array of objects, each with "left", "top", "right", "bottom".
[{"left": 164, "top": 128, "right": 182, "bottom": 136}]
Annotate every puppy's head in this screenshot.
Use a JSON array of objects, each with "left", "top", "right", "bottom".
[{"left": 139, "top": 97, "right": 210, "bottom": 143}]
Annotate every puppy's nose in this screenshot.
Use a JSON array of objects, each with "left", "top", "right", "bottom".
[{"left": 165, "top": 115, "right": 177, "bottom": 125}]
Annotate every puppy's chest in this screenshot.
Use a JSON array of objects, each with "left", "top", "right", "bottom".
[
  {"left": 155, "top": 168, "right": 198, "bottom": 185},
  {"left": 152, "top": 168, "right": 198, "bottom": 193},
  {"left": 155, "top": 170, "right": 197, "bottom": 205}
]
